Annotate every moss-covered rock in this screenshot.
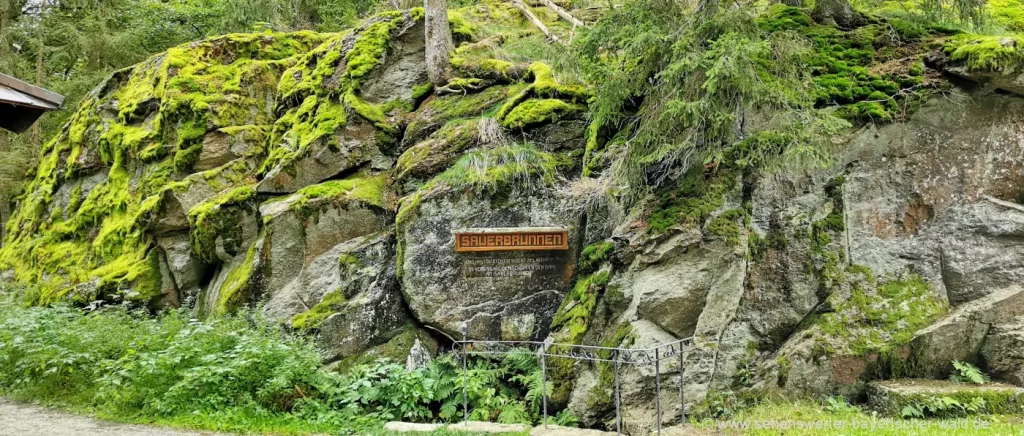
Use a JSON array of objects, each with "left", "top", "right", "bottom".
[
  {"left": 0, "top": 31, "right": 323, "bottom": 306},
  {"left": 867, "top": 380, "right": 1024, "bottom": 417},
  {"left": 260, "top": 10, "right": 427, "bottom": 193},
  {"left": 327, "top": 324, "right": 440, "bottom": 373}
]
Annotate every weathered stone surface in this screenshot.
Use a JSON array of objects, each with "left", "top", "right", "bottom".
[
  {"left": 842, "top": 91, "right": 1024, "bottom": 301},
  {"left": 629, "top": 239, "right": 739, "bottom": 339},
  {"left": 258, "top": 189, "right": 393, "bottom": 323},
  {"left": 316, "top": 266, "right": 408, "bottom": 361},
  {"left": 156, "top": 177, "right": 220, "bottom": 234},
  {"left": 401, "top": 85, "right": 511, "bottom": 148},
  {"left": 981, "top": 322, "right": 1024, "bottom": 387},
  {"left": 196, "top": 232, "right": 265, "bottom": 319},
  {"left": 405, "top": 338, "right": 433, "bottom": 370},
  {"left": 447, "top": 422, "right": 529, "bottom": 434},
  {"left": 327, "top": 324, "right": 439, "bottom": 372},
  {"left": 148, "top": 249, "right": 181, "bottom": 310},
  {"left": 257, "top": 120, "right": 382, "bottom": 194},
  {"left": 45, "top": 171, "right": 106, "bottom": 222},
  {"left": 867, "top": 379, "right": 1024, "bottom": 416},
  {"left": 400, "top": 187, "right": 581, "bottom": 340},
  {"left": 156, "top": 232, "right": 207, "bottom": 302},
  {"left": 522, "top": 118, "right": 588, "bottom": 152},
  {"left": 531, "top": 425, "right": 619, "bottom": 436},
  {"left": 361, "top": 19, "right": 428, "bottom": 104},
  {"left": 195, "top": 127, "right": 263, "bottom": 172},
  {"left": 910, "top": 285, "right": 1024, "bottom": 379},
  {"left": 395, "top": 118, "right": 482, "bottom": 188},
  {"left": 383, "top": 422, "right": 443, "bottom": 433}
]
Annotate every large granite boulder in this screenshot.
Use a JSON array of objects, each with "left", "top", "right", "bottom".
[{"left": 399, "top": 183, "right": 581, "bottom": 341}]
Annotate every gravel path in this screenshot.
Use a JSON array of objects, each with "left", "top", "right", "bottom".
[{"left": 0, "top": 398, "right": 228, "bottom": 436}]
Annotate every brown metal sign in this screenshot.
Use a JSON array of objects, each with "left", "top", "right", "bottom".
[{"left": 455, "top": 228, "right": 569, "bottom": 252}]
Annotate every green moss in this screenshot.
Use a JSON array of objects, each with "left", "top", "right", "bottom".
[
  {"left": 452, "top": 56, "right": 519, "bottom": 81},
  {"left": 188, "top": 185, "right": 257, "bottom": 263},
  {"left": 265, "top": 11, "right": 421, "bottom": 174},
  {"left": 495, "top": 62, "right": 590, "bottom": 128},
  {"left": 581, "top": 118, "right": 605, "bottom": 177},
  {"left": 870, "top": 380, "right": 1024, "bottom": 417},
  {"left": 411, "top": 82, "right": 433, "bottom": 101},
  {"left": 708, "top": 208, "right": 746, "bottom": 245},
  {"left": 756, "top": 10, "right": 940, "bottom": 123},
  {"left": 756, "top": 4, "right": 812, "bottom": 32},
  {"left": 944, "top": 34, "right": 1024, "bottom": 72},
  {"left": 810, "top": 272, "right": 948, "bottom": 357},
  {"left": 291, "top": 289, "right": 347, "bottom": 330},
  {"left": 648, "top": 167, "right": 733, "bottom": 235},
  {"left": 339, "top": 253, "right": 361, "bottom": 267},
  {"left": 749, "top": 230, "right": 788, "bottom": 261},
  {"left": 585, "top": 323, "right": 635, "bottom": 410},
  {"left": 430, "top": 144, "right": 562, "bottom": 195},
  {"left": 551, "top": 271, "right": 610, "bottom": 340},
  {"left": 501, "top": 98, "right": 585, "bottom": 129},
  {"left": 396, "top": 118, "right": 481, "bottom": 181},
  {"left": 990, "top": 0, "right": 1024, "bottom": 32},
  {"left": 449, "top": 10, "right": 477, "bottom": 40},
  {"left": 579, "top": 241, "right": 613, "bottom": 274},
  {"left": 283, "top": 173, "right": 387, "bottom": 221},
  {"left": 215, "top": 240, "right": 259, "bottom": 316}
]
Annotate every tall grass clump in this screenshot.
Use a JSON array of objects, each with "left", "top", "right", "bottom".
[{"left": 0, "top": 291, "right": 576, "bottom": 432}]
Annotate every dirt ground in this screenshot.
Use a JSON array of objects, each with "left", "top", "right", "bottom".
[{"left": 0, "top": 398, "right": 227, "bottom": 436}]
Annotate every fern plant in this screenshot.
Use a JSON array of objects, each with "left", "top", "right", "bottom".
[
  {"left": 949, "top": 360, "right": 989, "bottom": 385},
  {"left": 901, "top": 395, "right": 987, "bottom": 418}
]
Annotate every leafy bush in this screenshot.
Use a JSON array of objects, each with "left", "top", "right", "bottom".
[
  {"left": 0, "top": 297, "right": 576, "bottom": 432},
  {"left": 0, "top": 301, "right": 330, "bottom": 432},
  {"left": 949, "top": 360, "right": 990, "bottom": 385},
  {"left": 302, "top": 351, "right": 576, "bottom": 426}
]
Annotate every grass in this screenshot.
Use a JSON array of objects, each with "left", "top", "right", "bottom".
[{"left": 692, "top": 401, "right": 1024, "bottom": 435}]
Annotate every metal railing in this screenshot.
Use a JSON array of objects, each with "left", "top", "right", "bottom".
[{"left": 453, "top": 332, "right": 692, "bottom": 435}]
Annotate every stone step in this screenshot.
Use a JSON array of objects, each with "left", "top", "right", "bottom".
[
  {"left": 531, "top": 424, "right": 619, "bottom": 436},
  {"left": 867, "top": 379, "right": 1024, "bottom": 416},
  {"left": 383, "top": 421, "right": 529, "bottom": 434}
]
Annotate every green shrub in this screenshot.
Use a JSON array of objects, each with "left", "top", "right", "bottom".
[{"left": 0, "top": 297, "right": 577, "bottom": 432}]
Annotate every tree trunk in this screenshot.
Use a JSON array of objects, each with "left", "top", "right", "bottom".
[
  {"left": 813, "top": 0, "right": 859, "bottom": 29},
  {"left": 424, "top": 0, "right": 453, "bottom": 87}
]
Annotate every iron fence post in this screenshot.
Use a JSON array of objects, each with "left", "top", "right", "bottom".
[
  {"left": 540, "top": 345, "right": 548, "bottom": 428},
  {"left": 614, "top": 350, "right": 621, "bottom": 436},
  {"left": 462, "top": 326, "right": 468, "bottom": 425},
  {"left": 679, "top": 341, "right": 686, "bottom": 423},
  {"left": 655, "top": 346, "right": 661, "bottom": 436}
]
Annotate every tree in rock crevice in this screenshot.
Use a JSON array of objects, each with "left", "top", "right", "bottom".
[{"left": 424, "top": 0, "right": 452, "bottom": 86}]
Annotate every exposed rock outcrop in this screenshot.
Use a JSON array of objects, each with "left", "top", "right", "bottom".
[{"left": 3, "top": 2, "right": 1024, "bottom": 426}]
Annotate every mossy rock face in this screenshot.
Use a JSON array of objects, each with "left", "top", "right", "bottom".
[
  {"left": 328, "top": 324, "right": 440, "bottom": 373},
  {"left": 940, "top": 34, "right": 1024, "bottom": 96},
  {"left": 401, "top": 84, "right": 512, "bottom": 147},
  {"left": 257, "top": 174, "right": 395, "bottom": 324},
  {"left": 260, "top": 9, "right": 427, "bottom": 194},
  {"left": 0, "top": 31, "right": 323, "bottom": 306},
  {"left": 866, "top": 380, "right": 1024, "bottom": 417},
  {"left": 395, "top": 118, "right": 483, "bottom": 188}
]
